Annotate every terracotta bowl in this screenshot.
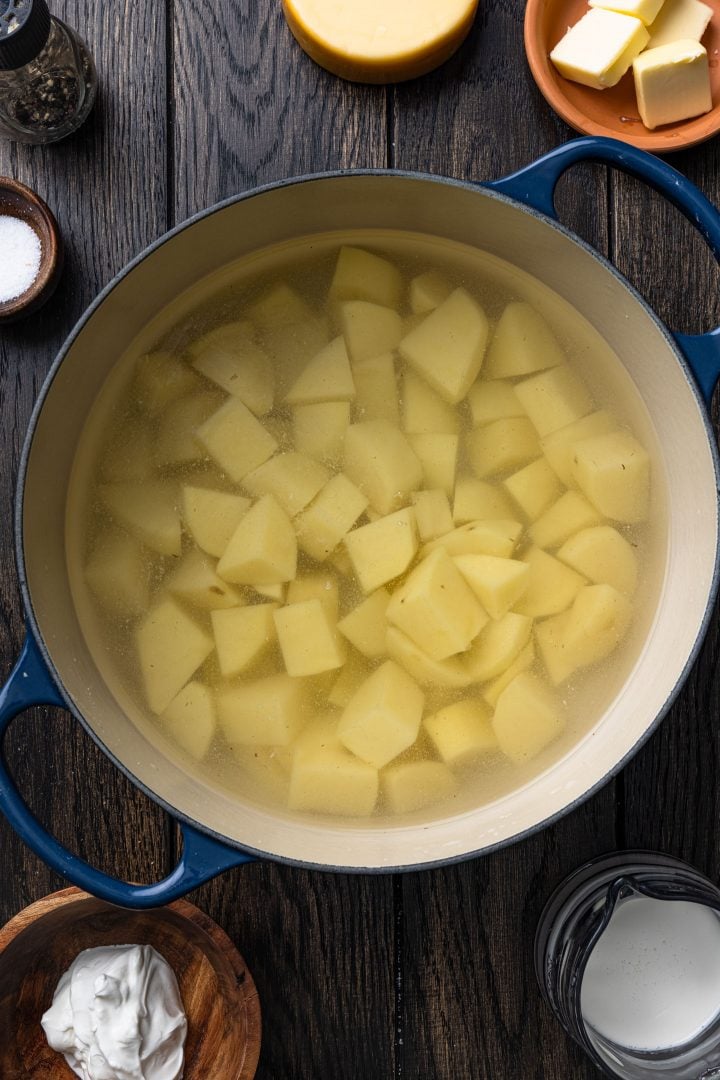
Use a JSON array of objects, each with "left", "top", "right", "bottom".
[
  {"left": 0, "top": 887, "right": 261, "bottom": 1079},
  {"left": 525, "top": 0, "right": 720, "bottom": 151},
  {"left": 0, "top": 177, "right": 62, "bottom": 323}
]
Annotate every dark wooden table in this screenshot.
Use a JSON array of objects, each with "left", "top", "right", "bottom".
[{"left": 2, "top": 4, "right": 720, "bottom": 1077}]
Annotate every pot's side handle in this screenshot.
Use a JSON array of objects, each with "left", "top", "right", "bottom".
[
  {"left": 0, "top": 634, "right": 254, "bottom": 908},
  {"left": 484, "top": 135, "right": 720, "bottom": 404}
]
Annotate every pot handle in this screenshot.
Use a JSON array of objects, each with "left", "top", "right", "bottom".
[
  {"left": 0, "top": 634, "right": 255, "bottom": 908},
  {"left": 484, "top": 135, "right": 720, "bottom": 404}
]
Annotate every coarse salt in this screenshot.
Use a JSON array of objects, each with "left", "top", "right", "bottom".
[{"left": 0, "top": 214, "right": 42, "bottom": 303}]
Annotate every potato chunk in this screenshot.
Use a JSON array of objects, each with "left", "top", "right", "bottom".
[
  {"left": 514, "top": 546, "right": 586, "bottom": 618},
  {"left": 482, "top": 642, "right": 536, "bottom": 707},
  {"left": 411, "top": 490, "right": 454, "bottom": 542},
  {"left": 424, "top": 519, "right": 523, "bottom": 560},
  {"left": 274, "top": 599, "right": 346, "bottom": 676},
  {"left": 400, "top": 288, "right": 489, "bottom": 404},
  {"left": 424, "top": 700, "right": 497, "bottom": 766},
  {"left": 345, "top": 508, "right": 418, "bottom": 593},
  {"left": 284, "top": 336, "right": 355, "bottom": 405},
  {"left": 492, "top": 673, "right": 564, "bottom": 762},
  {"left": 287, "top": 572, "right": 339, "bottom": 619},
  {"left": 189, "top": 320, "right": 274, "bottom": 416},
  {"left": 409, "top": 270, "right": 452, "bottom": 314},
  {"left": 328, "top": 653, "right": 373, "bottom": 708},
  {"left": 100, "top": 482, "right": 181, "bottom": 557},
  {"left": 453, "top": 478, "right": 515, "bottom": 524},
  {"left": 557, "top": 525, "right": 638, "bottom": 595},
  {"left": 340, "top": 301, "right": 402, "bottom": 362},
  {"left": 153, "top": 391, "right": 220, "bottom": 467},
  {"left": 197, "top": 398, "right": 277, "bottom": 482},
  {"left": 386, "top": 548, "right": 487, "bottom": 661},
  {"left": 181, "top": 486, "right": 251, "bottom": 558},
  {"left": 295, "top": 473, "right": 368, "bottom": 561},
  {"left": 529, "top": 491, "right": 603, "bottom": 550},
  {"left": 164, "top": 549, "right": 242, "bottom": 610},
  {"left": 211, "top": 604, "right": 278, "bottom": 677},
  {"left": 386, "top": 626, "right": 471, "bottom": 689},
  {"left": 329, "top": 246, "right": 403, "bottom": 309},
  {"left": 134, "top": 351, "right": 198, "bottom": 413},
  {"left": 503, "top": 459, "right": 562, "bottom": 521},
  {"left": 536, "top": 584, "right": 633, "bottom": 684},
  {"left": 484, "top": 302, "right": 565, "bottom": 379},
  {"left": 248, "top": 282, "right": 315, "bottom": 330},
  {"left": 382, "top": 760, "right": 457, "bottom": 814},
  {"left": 243, "top": 452, "right": 330, "bottom": 517},
  {"left": 218, "top": 673, "right": 307, "bottom": 746},
  {"left": 137, "top": 598, "right": 214, "bottom": 714},
  {"left": 464, "top": 612, "right": 533, "bottom": 682},
  {"left": 467, "top": 418, "right": 541, "bottom": 479},
  {"left": 514, "top": 365, "right": 593, "bottom": 437},
  {"left": 453, "top": 554, "right": 530, "bottom": 620},
  {"left": 407, "top": 433, "right": 458, "bottom": 495},
  {"left": 401, "top": 371, "right": 460, "bottom": 434},
  {"left": 292, "top": 401, "right": 350, "bottom": 466},
  {"left": 571, "top": 431, "right": 650, "bottom": 523},
  {"left": 351, "top": 352, "right": 399, "bottom": 423},
  {"left": 344, "top": 420, "right": 423, "bottom": 516},
  {"left": 85, "top": 532, "right": 149, "bottom": 617},
  {"left": 218, "top": 494, "right": 297, "bottom": 584},
  {"left": 161, "top": 682, "right": 216, "bottom": 761},
  {"left": 338, "top": 660, "right": 424, "bottom": 768},
  {"left": 541, "top": 410, "right": 617, "bottom": 486},
  {"left": 289, "top": 720, "right": 379, "bottom": 817},
  {"left": 468, "top": 379, "right": 526, "bottom": 426},
  {"left": 338, "top": 589, "right": 391, "bottom": 659}
]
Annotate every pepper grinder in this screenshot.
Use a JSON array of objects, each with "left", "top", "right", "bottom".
[{"left": 0, "top": 0, "right": 97, "bottom": 144}]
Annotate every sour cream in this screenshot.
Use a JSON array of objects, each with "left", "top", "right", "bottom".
[{"left": 41, "top": 944, "right": 187, "bottom": 1080}]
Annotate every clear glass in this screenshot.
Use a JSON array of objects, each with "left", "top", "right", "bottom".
[
  {"left": 535, "top": 851, "right": 720, "bottom": 1079},
  {"left": 0, "top": 16, "right": 96, "bottom": 143}
]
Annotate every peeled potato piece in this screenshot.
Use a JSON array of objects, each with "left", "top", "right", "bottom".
[
  {"left": 400, "top": 288, "right": 489, "bottom": 404},
  {"left": 492, "top": 673, "right": 564, "bottom": 763},
  {"left": 382, "top": 760, "right": 458, "bottom": 814},
  {"left": 557, "top": 525, "right": 638, "bottom": 595}
]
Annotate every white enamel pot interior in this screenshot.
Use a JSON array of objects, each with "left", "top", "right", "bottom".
[{"left": 18, "top": 170, "right": 719, "bottom": 872}]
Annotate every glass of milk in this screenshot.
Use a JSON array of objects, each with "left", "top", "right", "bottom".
[{"left": 535, "top": 851, "right": 720, "bottom": 1079}]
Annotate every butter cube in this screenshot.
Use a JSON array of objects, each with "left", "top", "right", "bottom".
[
  {"left": 386, "top": 548, "right": 487, "bottom": 661},
  {"left": 218, "top": 674, "right": 307, "bottom": 747},
  {"left": 197, "top": 398, "right": 277, "bottom": 482},
  {"left": 590, "top": 0, "right": 665, "bottom": 24},
  {"left": 550, "top": 9, "right": 649, "bottom": 89},
  {"left": 287, "top": 572, "right": 339, "bottom": 619},
  {"left": 382, "top": 761, "right": 457, "bottom": 814},
  {"left": 217, "top": 494, "right": 297, "bottom": 584},
  {"left": 340, "top": 301, "right": 403, "bottom": 362},
  {"left": 338, "top": 660, "right": 424, "bottom": 768},
  {"left": 292, "top": 401, "right": 350, "bottom": 466},
  {"left": 137, "top": 598, "right": 214, "bottom": 714},
  {"left": 161, "top": 681, "right": 216, "bottom": 761},
  {"left": 338, "top": 588, "right": 391, "bottom": 659},
  {"left": 453, "top": 477, "right": 516, "bottom": 524},
  {"left": 401, "top": 371, "right": 460, "bottom": 434},
  {"left": 647, "top": 0, "right": 712, "bottom": 47},
  {"left": 344, "top": 508, "right": 418, "bottom": 593},
  {"left": 411, "top": 490, "right": 454, "bottom": 542},
  {"left": 400, "top": 288, "right": 489, "bottom": 404},
  {"left": 344, "top": 420, "right": 423, "bottom": 516},
  {"left": 274, "top": 599, "right": 346, "bottom": 676},
  {"left": 633, "top": 40, "right": 711, "bottom": 128},
  {"left": 351, "top": 352, "right": 399, "bottom": 423},
  {"left": 243, "top": 452, "right": 330, "bottom": 517},
  {"left": 386, "top": 626, "right": 472, "bottom": 689},
  {"left": 211, "top": 604, "right": 278, "bottom": 677},
  {"left": 289, "top": 722, "right": 379, "bottom": 817},
  {"left": 492, "top": 673, "right": 564, "bottom": 763},
  {"left": 294, "top": 473, "right": 368, "bottom": 561},
  {"left": 424, "top": 700, "right": 498, "bottom": 766},
  {"left": 284, "top": 336, "right": 355, "bottom": 405},
  {"left": 182, "top": 486, "right": 251, "bottom": 558},
  {"left": 484, "top": 303, "right": 565, "bottom": 379}
]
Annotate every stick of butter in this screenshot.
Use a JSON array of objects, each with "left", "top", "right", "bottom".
[
  {"left": 550, "top": 9, "right": 650, "bottom": 89},
  {"left": 633, "top": 39, "right": 712, "bottom": 127},
  {"left": 646, "top": 0, "right": 713, "bottom": 47},
  {"left": 589, "top": 0, "right": 666, "bottom": 26}
]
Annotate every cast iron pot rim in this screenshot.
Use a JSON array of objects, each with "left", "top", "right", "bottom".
[{"left": 14, "top": 167, "right": 720, "bottom": 874}]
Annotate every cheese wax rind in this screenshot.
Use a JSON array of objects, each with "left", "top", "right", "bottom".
[
  {"left": 589, "top": 0, "right": 666, "bottom": 26},
  {"left": 633, "top": 39, "right": 712, "bottom": 128},
  {"left": 647, "top": 0, "right": 713, "bottom": 47},
  {"left": 550, "top": 9, "right": 650, "bottom": 89}
]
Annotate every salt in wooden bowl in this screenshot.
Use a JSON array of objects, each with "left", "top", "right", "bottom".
[{"left": 0, "top": 176, "right": 62, "bottom": 323}]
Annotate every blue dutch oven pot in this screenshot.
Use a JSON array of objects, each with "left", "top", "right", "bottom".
[{"left": 1, "top": 137, "right": 719, "bottom": 908}]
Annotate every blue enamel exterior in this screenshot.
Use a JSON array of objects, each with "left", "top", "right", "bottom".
[{"left": 2, "top": 136, "right": 720, "bottom": 907}]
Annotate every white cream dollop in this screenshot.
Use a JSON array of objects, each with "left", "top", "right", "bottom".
[{"left": 41, "top": 944, "right": 187, "bottom": 1080}]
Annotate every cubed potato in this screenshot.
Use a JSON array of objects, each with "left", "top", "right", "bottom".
[
  {"left": 100, "top": 482, "right": 181, "bottom": 556},
  {"left": 137, "top": 598, "right": 214, "bottom": 714},
  {"left": 529, "top": 491, "right": 603, "bottom": 550},
  {"left": 386, "top": 548, "right": 487, "bottom": 660},
  {"left": 409, "top": 270, "right": 452, "bottom": 314},
  {"left": 164, "top": 549, "right": 242, "bottom": 609},
  {"left": 351, "top": 352, "right": 399, "bottom": 423},
  {"left": 284, "top": 336, "right": 355, "bottom": 405},
  {"left": 399, "top": 288, "right": 489, "bottom": 404},
  {"left": 514, "top": 365, "right": 594, "bottom": 437},
  {"left": 411, "top": 490, "right": 454, "bottom": 542},
  {"left": 218, "top": 673, "right": 307, "bottom": 746},
  {"left": 338, "top": 660, "right": 424, "bottom": 768},
  {"left": 571, "top": 431, "right": 650, "bottom": 523},
  {"left": 329, "top": 246, "right": 403, "bottom": 309},
  {"left": 536, "top": 584, "right": 632, "bottom": 684},
  {"left": 514, "top": 546, "right": 586, "bottom": 618},
  {"left": 218, "top": 494, "right": 297, "bottom": 584},
  {"left": 382, "top": 760, "right": 457, "bottom": 814},
  {"left": 424, "top": 700, "right": 497, "bottom": 766},
  {"left": 189, "top": 320, "right": 274, "bottom": 416},
  {"left": 233, "top": 747, "right": 292, "bottom": 802},
  {"left": 467, "top": 418, "right": 541, "bottom": 479},
  {"left": 468, "top": 379, "right": 526, "bottom": 426},
  {"left": 292, "top": 401, "right": 350, "bottom": 466},
  {"left": 287, "top": 572, "right": 339, "bottom": 619},
  {"left": 253, "top": 582, "right": 286, "bottom": 602},
  {"left": 328, "top": 652, "right": 373, "bottom": 707},
  {"left": 453, "top": 477, "right": 516, "bottom": 524},
  {"left": 248, "top": 282, "right": 315, "bottom": 331},
  {"left": 181, "top": 486, "right": 251, "bottom": 558},
  {"left": 211, "top": 603, "right": 278, "bottom": 677},
  {"left": 401, "top": 371, "right": 460, "bottom": 434},
  {"left": 85, "top": 532, "right": 150, "bottom": 617},
  {"left": 424, "top": 519, "right": 523, "bottom": 560},
  {"left": 534, "top": 611, "right": 577, "bottom": 685},
  {"left": 274, "top": 599, "right": 346, "bottom": 676},
  {"left": 484, "top": 302, "right": 565, "bottom": 379},
  {"left": 243, "top": 452, "right": 330, "bottom": 517},
  {"left": 464, "top": 612, "right": 533, "bottom": 683},
  {"left": 338, "top": 588, "right": 391, "bottom": 659},
  {"left": 344, "top": 420, "right": 423, "bottom": 516},
  {"left": 134, "top": 351, "right": 199, "bottom": 413},
  {"left": 153, "top": 391, "right": 221, "bottom": 468},
  {"left": 386, "top": 626, "right": 471, "bottom": 689},
  {"left": 289, "top": 720, "right": 379, "bottom": 817},
  {"left": 100, "top": 419, "right": 153, "bottom": 483},
  {"left": 295, "top": 473, "right": 368, "bottom": 561},
  {"left": 541, "top": 410, "right": 617, "bottom": 486},
  {"left": 503, "top": 458, "right": 562, "bottom": 521},
  {"left": 483, "top": 642, "right": 536, "bottom": 707},
  {"left": 340, "top": 302, "right": 403, "bottom": 362},
  {"left": 344, "top": 508, "right": 418, "bottom": 593},
  {"left": 492, "top": 673, "right": 564, "bottom": 763},
  {"left": 264, "top": 316, "right": 330, "bottom": 397},
  {"left": 161, "top": 681, "right": 216, "bottom": 761},
  {"left": 557, "top": 525, "right": 638, "bottom": 595},
  {"left": 453, "top": 554, "right": 530, "bottom": 620},
  {"left": 197, "top": 398, "right": 277, "bottom": 482},
  {"left": 407, "top": 434, "right": 458, "bottom": 496}
]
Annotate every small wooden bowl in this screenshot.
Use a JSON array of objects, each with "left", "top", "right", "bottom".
[
  {"left": 0, "top": 177, "right": 62, "bottom": 323},
  {"left": 525, "top": 0, "right": 720, "bottom": 151},
  {"left": 0, "top": 887, "right": 261, "bottom": 1079}
]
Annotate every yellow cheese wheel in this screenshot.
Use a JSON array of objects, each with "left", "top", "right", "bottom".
[{"left": 282, "top": 0, "right": 480, "bottom": 83}]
